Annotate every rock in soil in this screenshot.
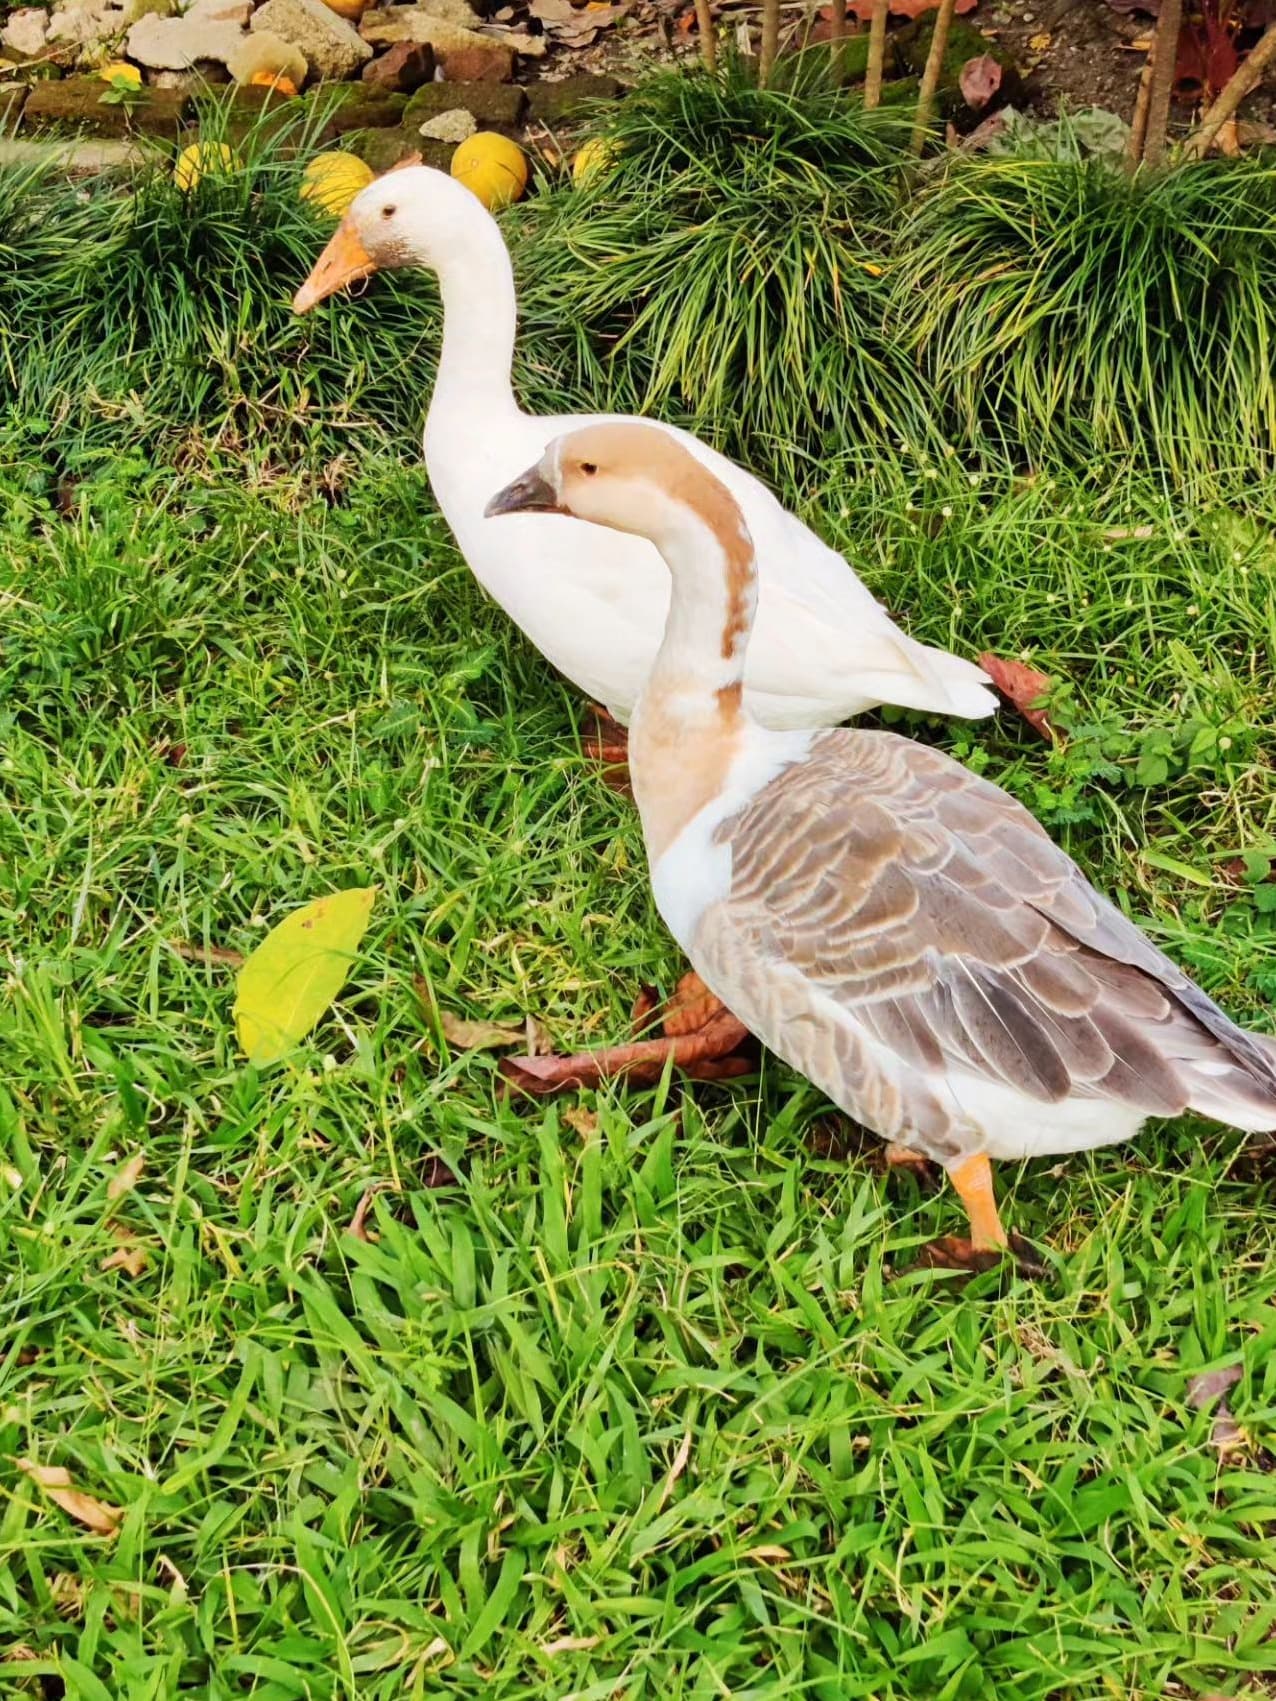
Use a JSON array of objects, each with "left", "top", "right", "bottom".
[
  {"left": 361, "top": 39, "right": 434, "bottom": 92},
  {"left": 524, "top": 73, "right": 620, "bottom": 124},
  {"left": 1, "top": 9, "right": 50, "bottom": 58},
  {"left": 349, "top": 122, "right": 452, "bottom": 169},
  {"left": 252, "top": 0, "right": 372, "bottom": 79},
  {"left": 23, "top": 74, "right": 190, "bottom": 134},
  {"left": 126, "top": 13, "right": 247, "bottom": 70},
  {"left": 403, "top": 78, "right": 524, "bottom": 129}
]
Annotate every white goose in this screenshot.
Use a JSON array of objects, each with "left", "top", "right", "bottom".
[
  {"left": 292, "top": 165, "right": 995, "bottom": 731},
  {"left": 487, "top": 423, "right": 1276, "bottom": 1268}
]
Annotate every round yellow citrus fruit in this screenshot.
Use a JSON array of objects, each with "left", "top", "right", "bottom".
[
  {"left": 299, "top": 151, "right": 376, "bottom": 219},
  {"left": 98, "top": 61, "right": 142, "bottom": 87},
  {"left": 174, "top": 142, "right": 240, "bottom": 192},
  {"left": 572, "top": 136, "right": 618, "bottom": 187},
  {"left": 450, "top": 132, "right": 528, "bottom": 212}
]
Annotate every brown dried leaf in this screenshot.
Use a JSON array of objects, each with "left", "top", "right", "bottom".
[
  {"left": 959, "top": 54, "right": 1003, "bottom": 109},
  {"left": 563, "top": 1105, "right": 599, "bottom": 1139},
  {"left": 662, "top": 971, "right": 728, "bottom": 1038},
  {"left": 542, "top": 1635, "right": 601, "bottom": 1654},
  {"left": 630, "top": 984, "right": 661, "bottom": 1037},
  {"left": 107, "top": 1152, "right": 145, "bottom": 1201},
  {"left": 499, "top": 1003, "right": 752, "bottom": 1096},
  {"left": 100, "top": 1242, "right": 148, "bottom": 1278},
  {"left": 978, "top": 652, "right": 1056, "bottom": 741},
  {"left": 441, "top": 1012, "right": 527, "bottom": 1052},
  {"left": 348, "top": 1186, "right": 382, "bottom": 1241},
  {"left": 1187, "top": 1363, "right": 1245, "bottom": 1455},
  {"left": 169, "top": 938, "right": 246, "bottom": 969},
  {"left": 18, "top": 1461, "right": 123, "bottom": 1536}
]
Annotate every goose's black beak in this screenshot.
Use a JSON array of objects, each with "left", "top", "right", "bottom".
[{"left": 485, "top": 465, "right": 564, "bottom": 518}]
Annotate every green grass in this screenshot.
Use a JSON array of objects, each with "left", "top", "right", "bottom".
[
  {"left": 511, "top": 63, "right": 938, "bottom": 480},
  {"left": 2, "top": 433, "right": 1276, "bottom": 1699},
  {"left": 893, "top": 152, "right": 1276, "bottom": 490}
]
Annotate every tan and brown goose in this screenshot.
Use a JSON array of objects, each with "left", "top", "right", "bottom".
[{"left": 488, "top": 422, "right": 1276, "bottom": 1268}]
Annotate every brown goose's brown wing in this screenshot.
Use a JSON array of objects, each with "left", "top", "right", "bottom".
[{"left": 692, "top": 730, "right": 1276, "bottom": 1155}]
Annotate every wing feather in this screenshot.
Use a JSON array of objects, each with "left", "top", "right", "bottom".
[{"left": 693, "top": 728, "right": 1276, "bottom": 1151}]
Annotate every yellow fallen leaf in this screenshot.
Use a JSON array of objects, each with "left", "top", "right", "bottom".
[
  {"left": 1130, "top": 34, "right": 1153, "bottom": 49},
  {"left": 19, "top": 1460, "right": 123, "bottom": 1536},
  {"left": 233, "top": 887, "right": 378, "bottom": 1067},
  {"left": 563, "top": 1106, "right": 599, "bottom": 1139},
  {"left": 107, "top": 1152, "right": 145, "bottom": 1200},
  {"left": 101, "top": 1237, "right": 148, "bottom": 1278},
  {"left": 1028, "top": 31, "right": 1051, "bottom": 50}
]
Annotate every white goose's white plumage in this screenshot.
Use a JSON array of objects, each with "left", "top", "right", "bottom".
[
  {"left": 293, "top": 165, "right": 995, "bottom": 730},
  {"left": 486, "top": 422, "right": 1276, "bottom": 1261}
]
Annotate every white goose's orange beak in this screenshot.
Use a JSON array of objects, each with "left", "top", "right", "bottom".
[{"left": 293, "top": 215, "right": 377, "bottom": 314}]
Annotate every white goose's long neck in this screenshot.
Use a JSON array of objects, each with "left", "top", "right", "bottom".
[
  {"left": 428, "top": 213, "right": 521, "bottom": 428},
  {"left": 629, "top": 498, "right": 758, "bottom": 862}
]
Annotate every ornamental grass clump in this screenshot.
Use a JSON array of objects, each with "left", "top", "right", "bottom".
[
  {"left": 2, "top": 98, "right": 449, "bottom": 464},
  {"left": 892, "top": 151, "right": 1276, "bottom": 489},
  {"left": 515, "top": 62, "right": 939, "bottom": 479}
]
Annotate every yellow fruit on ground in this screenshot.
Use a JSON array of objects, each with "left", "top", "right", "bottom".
[
  {"left": 450, "top": 132, "right": 528, "bottom": 212},
  {"left": 572, "top": 136, "right": 618, "bottom": 187},
  {"left": 249, "top": 69, "right": 300, "bottom": 96},
  {"left": 98, "top": 61, "right": 142, "bottom": 87},
  {"left": 299, "top": 151, "right": 376, "bottom": 219},
  {"left": 173, "top": 142, "right": 240, "bottom": 192}
]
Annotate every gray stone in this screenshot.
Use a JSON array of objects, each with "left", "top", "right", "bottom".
[
  {"left": 418, "top": 105, "right": 472, "bottom": 142},
  {"left": 251, "top": 0, "right": 371, "bottom": 79},
  {"left": 359, "top": 0, "right": 476, "bottom": 42},
  {"left": 1, "top": 9, "right": 50, "bottom": 58},
  {"left": 48, "top": 1, "right": 122, "bottom": 47},
  {"left": 126, "top": 12, "right": 247, "bottom": 68},
  {"left": 403, "top": 78, "right": 522, "bottom": 129},
  {"left": 184, "top": 0, "right": 253, "bottom": 22},
  {"left": 0, "top": 132, "right": 145, "bottom": 168}
]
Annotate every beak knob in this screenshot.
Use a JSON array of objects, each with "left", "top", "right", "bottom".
[{"left": 485, "top": 464, "right": 563, "bottom": 518}]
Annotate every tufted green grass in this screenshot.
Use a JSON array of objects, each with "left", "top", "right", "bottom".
[{"left": 1, "top": 434, "right": 1274, "bottom": 1700}]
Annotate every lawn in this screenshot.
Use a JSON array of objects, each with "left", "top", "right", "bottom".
[{"left": 2, "top": 100, "right": 1276, "bottom": 1701}]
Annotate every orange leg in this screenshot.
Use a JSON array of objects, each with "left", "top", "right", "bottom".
[
  {"left": 949, "top": 1152, "right": 1008, "bottom": 1251},
  {"left": 917, "top": 1152, "right": 1045, "bottom": 1277}
]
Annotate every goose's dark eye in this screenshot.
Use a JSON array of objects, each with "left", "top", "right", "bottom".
[
  {"left": 581, "top": 461, "right": 598, "bottom": 476},
  {"left": 382, "top": 204, "right": 397, "bottom": 218}
]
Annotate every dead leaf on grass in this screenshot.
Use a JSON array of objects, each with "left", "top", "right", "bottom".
[
  {"left": 978, "top": 652, "right": 1056, "bottom": 741},
  {"left": 100, "top": 1232, "right": 148, "bottom": 1279},
  {"left": 440, "top": 1011, "right": 549, "bottom": 1054},
  {"left": 169, "top": 938, "right": 246, "bottom": 969},
  {"left": 541, "top": 1634, "right": 602, "bottom": 1654},
  {"left": 107, "top": 1152, "right": 145, "bottom": 1201},
  {"left": 1028, "top": 30, "right": 1052, "bottom": 49},
  {"left": 18, "top": 1461, "right": 123, "bottom": 1536},
  {"left": 563, "top": 1105, "right": 599, "bottom": 1139},
  {"left": 1187, "top": 1364, "right": 1245, "bottom": 1455},
  {"left": 348, "top": 1186, "right": 383, "bottom": 1241}
]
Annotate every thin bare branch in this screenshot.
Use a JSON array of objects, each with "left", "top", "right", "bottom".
[
  {"left": 864, "top": 0, "right": 890, "bottom": 108},
  {"left": 1141, "top": 0, "right": 1183, "bottom": 165},
  {"left": 1186, "top": 19, "right": 1276, "bottom": 158},
  {"left": 910, "top": 0, "right": 958, "bottom": 155}
]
